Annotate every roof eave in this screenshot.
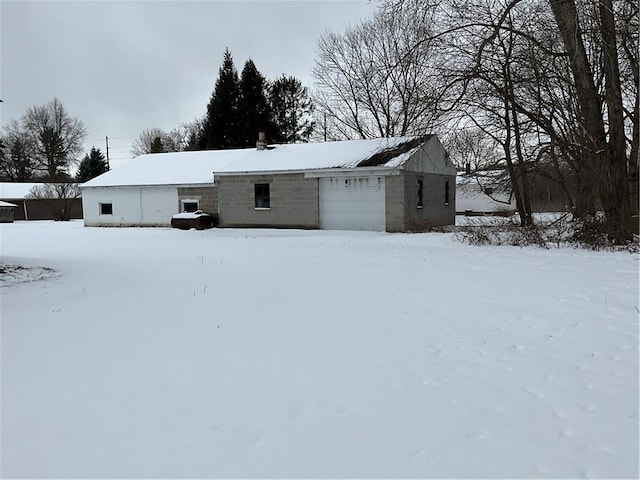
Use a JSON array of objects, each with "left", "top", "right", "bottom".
[{"left": 80, "top": 182, "right": 215, "bottom": 189}]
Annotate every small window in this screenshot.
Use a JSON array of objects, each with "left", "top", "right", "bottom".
[
  {"left": 182, "top": 201, "right": 199, "bottom": 212},
  {"left": 484, "top": 186, "right": 494, "bottom": 195},
  {"left": 255, "top": 183, "right": 270, "bottom": 209},
  {"left": 100, "top": 203, "right": 113, "bottom": 215},
  {"left": 445, "top": 180, "right": 450, "bottom": 205},
  {"left": 417, "top": 179, "right": 424, "bottom": 208}
]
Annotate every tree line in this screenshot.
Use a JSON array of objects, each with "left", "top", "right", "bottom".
[{"left": 131, "top": 48, "right": 314, "bottom": 156}]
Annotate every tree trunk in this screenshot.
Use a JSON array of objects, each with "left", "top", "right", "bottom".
[{"left": 549, "top": 0, "right": 632, "bottom": 241}]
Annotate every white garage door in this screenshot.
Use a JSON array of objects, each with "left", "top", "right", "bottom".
[{"left": 319, "top": 176, "right": 386, "bottom": 231}]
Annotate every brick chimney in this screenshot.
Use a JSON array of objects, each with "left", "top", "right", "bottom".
[{"left": 256, "top": 131, "right": 267, "bottom": 150}]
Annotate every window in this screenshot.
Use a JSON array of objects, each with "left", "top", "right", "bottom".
[
  {"left": 255, "top": 183, "right": 270, "bottom": 209},
  {"left": 182, "top": 201, "right": 199, "bottom": 212},
  {"left": 417, "top": 179, "right": 424, "bottom": 208},
  {"left": 484, "top": 186, "right": 494, "bottom": 195},
  {"left": 444, "top": 180, "right": 450, "bottom": 205},
  {"left": 100, "top": 203, "right": 113, "bottom": 215}
]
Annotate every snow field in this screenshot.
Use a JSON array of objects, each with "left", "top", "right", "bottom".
[{"left": 1, "top": 221, "right": 638, "bottom": 478}]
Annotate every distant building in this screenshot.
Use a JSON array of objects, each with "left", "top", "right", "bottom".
[
  {"left": 456, "top": 171, "right": 515, "bottom": 216},
  {"left": 0, "top": 183, "right": 83, "bottom": 221},
  {"left": 0, "top": 200, "right": 17, "bottom": 223}
]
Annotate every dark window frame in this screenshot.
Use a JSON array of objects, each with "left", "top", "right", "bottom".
[
  {"left": 182, "top": 201, "right": 199, "bottom": 213},
  {"left": 417, "top": 179, "right": 424, "bottom": 208},
  {"left": 99, "top": 203, "right": 113, "bottom": 215},
  {"left": 254, "top": 183, "right": 271, "bottom": 209},
  {"left": 445, "top": 180, "right": 450, "bottom": 205}
]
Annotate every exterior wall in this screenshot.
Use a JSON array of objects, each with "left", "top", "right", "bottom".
[
  {"left": 403, "top": 136, "right": 457, "bottom": 176},
  {"left": 403, "top": 171, "right": 456, "bottom": 229},
  {"left": 177, "top": 186, "right": 218, "bottom": 216},
  {"left": 82, "top": 185, "right": 178, "bottom": 226},
  {"left": 217, "top": 173, "right": 319, "bottom": 229},
  {"left": 384, "top": 175, "right": 405, "bottom": 232},
  {"left": 0, "top": 206, "right": 15, "bottom": 223},
  {"left": 456, "top": 185, "right": 515, "bottom": 215},
  {"left": 4, "top": 199, "right": 83, "bottom": 221},
  {"left": 386, "top": 136, "right": 456, "bottom": 230}
]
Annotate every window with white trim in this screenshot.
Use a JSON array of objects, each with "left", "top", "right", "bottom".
[{"left": 182, "top": 200, "right": 199, "bottom": 212}]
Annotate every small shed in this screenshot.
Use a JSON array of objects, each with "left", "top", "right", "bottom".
[{"left": 0, "top": 200, "right": 18, "bottom": 223}]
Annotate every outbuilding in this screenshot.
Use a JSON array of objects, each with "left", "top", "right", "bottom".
[
  {"left": 81, "top": 136, "right": 456, "bottom": 232},
  {"left": 456, "top": 171, "right": 515, "bottom": 216},
  {"left": 0, "top": 200, "right": 17, "bottom": 223},
  {"left": 0, "top": 182, "right": 83, "bottom": 221}
]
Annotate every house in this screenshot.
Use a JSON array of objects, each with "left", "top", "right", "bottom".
[
  {"left": 80, "top": 135, "right": 457, "bottom": 232},
  {"left": 455, "top": 171, "right": 515, "bottom": 216},
  {"left": 0, "top": 200, "right": 17, "bottom": 223},
  {"left": 0, "top": 182, "right": 83, "bottom": 221}
]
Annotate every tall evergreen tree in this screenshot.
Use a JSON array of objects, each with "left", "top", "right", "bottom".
[
  {"left": 269, "top": 75, "right": 315, "bottom": 143},
  {"left": 149, "top": 136, "right": 165, "bottom": 153},
  {"left": 198, "top": 48, "right": 241, "bottom": 150},
  {"left": 77, "top": 146, "right": 109, "bottom": 183},
  {"left": 238, "top": 59, "right": 274, "bottom": 147}
]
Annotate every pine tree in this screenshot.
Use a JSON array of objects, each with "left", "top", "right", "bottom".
[
  {"left": 77, "top": 146, "right": 109, "bottom": 183},
  {"left": 150, "top": 136, "right": 165, "bottom": 153},
  {"left": 199, "top": 48, "right": 241, "bottom": 150},
  {"left": 238, "top": 59, "right": 274, "bottom": 147},
  {"left": 269, "top": 75, "right": 315, "bottom": 143}
]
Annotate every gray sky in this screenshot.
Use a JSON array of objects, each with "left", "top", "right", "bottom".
[{"left": 1, "top": 0, "right": 377, "bottom": 168}]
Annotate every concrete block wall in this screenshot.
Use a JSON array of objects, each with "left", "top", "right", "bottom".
[
  {"left": 403, "top": 171, "right": 456, "bottom": 229},
  {"left": 384, "top": 175, "right": 405, "bottom": 232},
  {"left": 217, "top": 173, "right": 319, "bottom": 229},
  {"left": 177, "top": 186, "right": 218, "bottom": 216}
]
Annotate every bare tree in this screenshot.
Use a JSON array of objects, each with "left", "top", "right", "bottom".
[
  {"left": 442, "top": 128, "right": 501, "bottom": 172},
  {"left": 131, "top": 121, "right": 204, "bottom": 157},
  {"left": 22, "top": 98, "right": 86, "bottom": 179},
  {"left": 130, "top": 128, "right": 171, "bottom": 157},
  {"left": 548, "top": 0, "right": 635, "bottom": 241},
  {"left": 312, "top": 5, "right": 443, "bottom": 139}
]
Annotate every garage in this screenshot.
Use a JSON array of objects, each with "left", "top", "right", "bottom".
[{"left": 319, "top": 176, "right": 386, "bottom": 231}]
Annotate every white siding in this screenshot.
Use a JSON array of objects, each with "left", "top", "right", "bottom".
[
  {"left": 319, "top": 176, "right": 386, "bottom": 231},
  {"left": 82, "top": 186, "right": 179, "bottom": 226},
  {"left": 455, "top": 185, "right": 514, "bottom": 214}
]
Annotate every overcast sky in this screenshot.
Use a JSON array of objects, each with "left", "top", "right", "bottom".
[{"left": 1, "top": 1, "right": 377, "bottom": 168}]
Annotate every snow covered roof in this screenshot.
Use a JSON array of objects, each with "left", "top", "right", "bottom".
[
  {"left": 0, "top": 183, "right": 43, "bottom": 200},
  {"left": 0, "top": 200, "right": 18, "bottom": 207},
  {"left": 81, "top": 136, "right": 433, "bottom": 188}
]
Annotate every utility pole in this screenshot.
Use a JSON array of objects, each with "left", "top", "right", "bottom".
[
  {"left": 323, "top": 112, "right": 327, "bottom": 142},
  {"left": 105, "top": 136, "right": 110, "bottom": 169}
]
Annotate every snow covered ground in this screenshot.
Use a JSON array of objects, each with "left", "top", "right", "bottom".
[{"left": 1, "top": 221, "right": 638, "bottom": 478}]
